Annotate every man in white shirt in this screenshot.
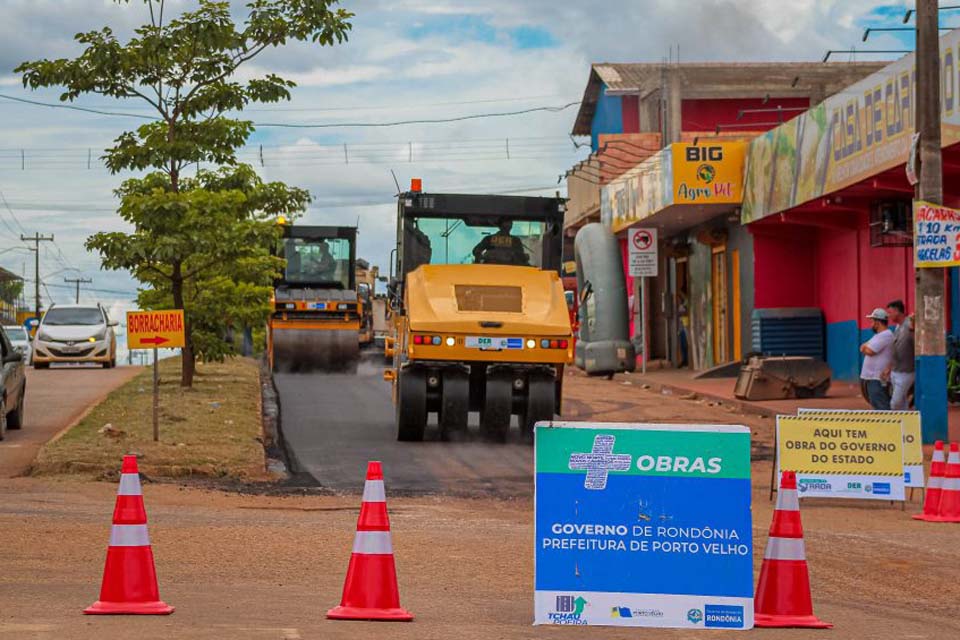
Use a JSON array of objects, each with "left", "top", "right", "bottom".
[{"left": 860, "top": 308, "right": 894, "bottom": 410}]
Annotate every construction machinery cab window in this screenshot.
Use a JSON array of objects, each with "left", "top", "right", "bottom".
[
  {"left": 406, "top": 217, "right": 548, "bottom": 269},
  {"left": 282, "top": 236, "right": 352, "bottom": 289}
]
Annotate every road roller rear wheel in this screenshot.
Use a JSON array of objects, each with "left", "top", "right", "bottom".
[
  {"left": 521, "top": 371, "right": 556, "bottom": 443},
  {"left": 439, "top": 369, "right": 469, "bottom": 441},
  {"left": 397, "top": 367, "right": 427, "bottom": 442},
  {"left": 480, "top": 370, "right": 512, "bottom": 443}
]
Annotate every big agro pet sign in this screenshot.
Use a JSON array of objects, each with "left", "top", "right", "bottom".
[{"left": 534, "top": 422, "right": 753, "bottom": 630}]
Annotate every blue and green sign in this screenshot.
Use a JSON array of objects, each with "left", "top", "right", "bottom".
[{"left": 534, "top": 422, "right": 754, "bottom": 629}]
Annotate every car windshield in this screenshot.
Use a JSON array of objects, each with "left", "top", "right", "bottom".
[
  {"left": 281, "top": 237, "right": 351, "bottom": 288},
  {"left": 42, "top": 308, "right": 104, "bottom": 326},
  {"left": 3, "top": 326, "right": 27, "bottom": 341},
  {"left": 407, "top": 217, "right": 546, "bottom": 268}
]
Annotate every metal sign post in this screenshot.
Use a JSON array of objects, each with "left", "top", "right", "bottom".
[
  {"left": 628, "top": 228, "right": 658, "bottom": 375},
  {"left": 127, "top": 309, "right": 187, "bottom": 444}
]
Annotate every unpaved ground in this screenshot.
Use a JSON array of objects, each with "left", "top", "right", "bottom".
[
  {"left": 1, "top": 475, "right": 958, "bottom": 640},
  {"left": 2, "top": 369, "right": 958, "bottom": 639}
]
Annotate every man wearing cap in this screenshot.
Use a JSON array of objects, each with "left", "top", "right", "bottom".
[{"left": 860, "top": 308, "right": 894, "bottom": 410}]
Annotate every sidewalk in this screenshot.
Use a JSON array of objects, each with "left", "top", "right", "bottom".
[{"left": 631, "top": 366, "right": 960, "bottom": 441}]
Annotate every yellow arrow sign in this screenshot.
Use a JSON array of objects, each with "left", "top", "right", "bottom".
[{"left": 126, "top": 310, "right": 185, "bottom": 349}]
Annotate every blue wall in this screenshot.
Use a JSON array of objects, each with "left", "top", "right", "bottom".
[
  {"left": 825, "top": 320, "right": 859, "bottom": 381},
  {"left": 591, "top": 84, "right": 623, "bottom": 150}
]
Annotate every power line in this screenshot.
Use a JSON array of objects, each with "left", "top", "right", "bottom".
[{"left": 0, "top": 92, "right": 579, "bottom": 128}]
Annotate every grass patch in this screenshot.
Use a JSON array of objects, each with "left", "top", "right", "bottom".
[{"left": 32, "top": 356, "right": 268, "bottom": 481}]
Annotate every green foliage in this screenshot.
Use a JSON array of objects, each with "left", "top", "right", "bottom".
[
  {"left": 17, "top": 0, "right": 352, "bottom": 385},
  {"left": 0, "top": 278, "right": 23, "bottom": 304}
]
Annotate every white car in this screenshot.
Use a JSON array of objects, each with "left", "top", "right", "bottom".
[
  {"left": 32, "top": 304, "right": 118, "bottom": 369},
  {"left": 2, "top": 325, "right": 31, "bottom": 364}
]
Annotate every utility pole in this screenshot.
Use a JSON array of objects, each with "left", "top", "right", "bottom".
[
  {"left": 64, "top": 277, "right": 92, "bottom": 303},
  {"left": 915, "top": 0, "right": 948, "bottom": 443},
  {"left": 20, "top": 233, "right": 54, "bottom": 317}
]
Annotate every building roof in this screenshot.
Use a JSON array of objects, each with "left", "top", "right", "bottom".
[{"left": 572, "top": 61, "right": 889, "bottom": 135}]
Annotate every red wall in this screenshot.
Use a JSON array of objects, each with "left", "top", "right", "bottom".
[
  {"left": 621, "top": 95, "right": 639, "bottom": 134},
  {"left": 681, "top": 97, "right": 811, "bottom": 133},
  {"left": 815, "top": 227, "right": 859, "bottom": 324},
  {"left": 752, "top": 225, "right": 818, "bottom": 308}
]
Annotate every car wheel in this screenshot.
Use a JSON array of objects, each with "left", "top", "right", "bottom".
[
  {"left": 0, "top": 401, "right": 7, "bottom": 440},
  {"left": 6, "top": 389, "right": 24, "bottom": 430}
]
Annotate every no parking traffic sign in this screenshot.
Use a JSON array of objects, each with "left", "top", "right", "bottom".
[{"left": 628, "top": 228, "right": 657, "bottom": 277}]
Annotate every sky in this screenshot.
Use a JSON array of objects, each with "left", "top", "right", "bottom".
[{"left": 0, "top": 0, "right": 925, "bottom": 332}]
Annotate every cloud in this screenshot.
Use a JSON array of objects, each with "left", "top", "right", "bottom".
[{"left": 0, "top": 0, "right": 913, "bottom": 308}]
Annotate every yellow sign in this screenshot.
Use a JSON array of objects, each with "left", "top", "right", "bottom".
[
  {"left": 743, "top": 27, "right": 960, "bottom": 223},
  {"left": 671, "top": 142, "right": 745, "bottom": 205},
  {"left": 126, "top": 310, "right": 185, "bottom": 349},
  {"left": 798, "top": 409, "right": 923, "bottom": 488},
  {"left": 777, "top": 415, "right": 905, "bottom": 500}
]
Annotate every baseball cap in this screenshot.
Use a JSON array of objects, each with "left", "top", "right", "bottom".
[{"left": 866, "top": 308, "right": 888, "bottom": 321}]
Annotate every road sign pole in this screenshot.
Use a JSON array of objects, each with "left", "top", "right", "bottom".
[
  {"left": 153, "top": 347, "right": 159, "bottom": 442},
  {"left": 640, "top": 277, "right": 647, "bottom": 375}
]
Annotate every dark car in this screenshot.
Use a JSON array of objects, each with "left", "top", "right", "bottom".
[{"left": 0, "top": 326, "right": 26, "bottom": 439}]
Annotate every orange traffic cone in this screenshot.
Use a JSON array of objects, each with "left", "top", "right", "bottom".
[
  {"left": 327, "top": 461, "right": 413, "bottom": 621},
  {"left": 914, "top": 441, "right": 946, "bottom": 521},
  {"left": 754, "top": 470, "right": 831, "bottom": 628},
  {"left": 927, "top": 442, "right": 960, "bottom": 523},
  {"left": 84, "top": 455, "right": 174, "bottom": 615}
]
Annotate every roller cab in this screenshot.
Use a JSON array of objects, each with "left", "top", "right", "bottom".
[
  {"left": 386, "top": 186, "right": 572, "bottom": 442},
  {"left": 268, "top": 225, "right": 360, "bottom": 372}
]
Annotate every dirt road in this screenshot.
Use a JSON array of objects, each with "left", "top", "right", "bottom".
[
  {"left": 0, "top": 365, "right": 141, "bottom": 477},
  {"left": 1, "top": 471, "right": 958, "bottom": 640}
]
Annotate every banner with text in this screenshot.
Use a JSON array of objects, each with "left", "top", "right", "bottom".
[
  {"left": 777, "top": 415, "right": 905, "bottom": 500},
  {"left": 798, "top": 409, "right": 923, "bottom": 488},
  {"left": 535, "top": 422, "right": 753, "bottom": 629},
  {"left": 914, "top": 201, "right": 960, "bottom": 267},
  {"left": 742, "top": 28, "right": 960, "bottom": 223}
]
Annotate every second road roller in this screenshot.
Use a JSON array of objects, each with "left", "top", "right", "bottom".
[
  {"left": 268, "top": 223, "right": 362, "bottom": 373},
  {"left": 384, "top": 180, "right": 573, "bottom": 442}
]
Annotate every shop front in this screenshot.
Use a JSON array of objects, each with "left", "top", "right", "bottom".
[
  {"left": 741, "top": 28, "right": 960, "bottom": 441},
  {"left": 602, "top": 141, "right": 748, "bottom": 370}
]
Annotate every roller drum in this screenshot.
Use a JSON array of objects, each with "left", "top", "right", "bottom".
[{"left": 271, "top": 327, "right": 359, "bottom": 373}]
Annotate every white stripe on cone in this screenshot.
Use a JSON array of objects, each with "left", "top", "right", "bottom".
[
  {"left": 948, "top": 452, "right": 960, "bottom": 464},
  {"left": 352, "top": 530, "right": 393, "bottom": 555},
  {"left": 777, "top": 488, "right": 799, "bottom": 511},
  {"left": 933, "top": 450, "right": 946, "bottom": 463},
  {"left": 362, "top": 479, "right": 386, "bottom": 503},
  {"left": 117, "top": 473, "right": 143, "bottom": 496},
  {"left": 764, "top": 536, "right": 806, "bottom": 561},
  {"left": 109, "top": 524, "right": 151, "bottom": 547},
  {"left": 930, "top": 476, "right": 944, "bottom": 489},
  {"left": 942, "top": 477, "right": 960, "bottom": 491}
]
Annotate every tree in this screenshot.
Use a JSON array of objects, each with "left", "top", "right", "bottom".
[{"left": 16, "top": 0, "right": 352, "bottom": 386}]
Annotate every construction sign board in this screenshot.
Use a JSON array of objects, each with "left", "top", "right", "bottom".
[
  {"left": 798, "top": 409, "right": 923, "bottom": 488},
  {"left": 627, "top": 228, "right": 658, "bottom": 277},
  {"left": 126, "top": 310, "right": 185, "bottom": 350},
  {"left": 777, "top": 415, "right": 905, "bottom": 501},
  {"left": 534, "top": 422, "right": 753, "bottom": 629}
]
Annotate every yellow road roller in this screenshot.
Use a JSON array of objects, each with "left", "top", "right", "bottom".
[
  {"left": 268, "top": 224, "right": 361, "bottom": 373},
  {"left": 384, "top": 182, "right": 572, "bottom": 442},
  {"left": 355, "top": 258, "right": 379, "bottom": 347}
]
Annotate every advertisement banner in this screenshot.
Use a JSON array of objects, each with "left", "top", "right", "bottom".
[
  {"left": 914, "top": 200, "right": 960, "bottom": 267},
  {"left": 798, "top": 409, "right": 924, "bottom": 488},
  {"left": 534, "top": 422, "right": 753, "bottom": 629},
  {"left": 742, "top": 28, "right": 960, "bottom": 223},
  {"left": 602, "top": 142, "right": 746, "bottom": 234},
  {"left": 777, "top": 415, "right": 905, "bottom": 500},
  {"left": 601, "top": 148, "right": 672, "bottom": 233},
  {"left": 672, "top": 142, "right": 745, "bottom": 206}
]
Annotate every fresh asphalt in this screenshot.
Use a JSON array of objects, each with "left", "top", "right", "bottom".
[{"left": 274, "top": 350, "right": 535, "bottom": 495}]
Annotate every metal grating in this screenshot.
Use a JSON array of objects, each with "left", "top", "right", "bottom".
[{"left": 751, "top": 308, "right": 825, "bottom": 360}]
